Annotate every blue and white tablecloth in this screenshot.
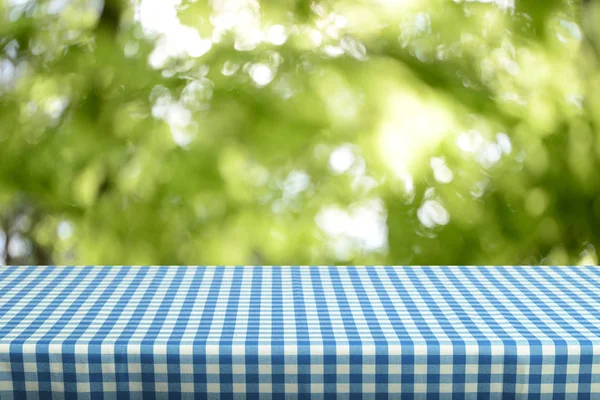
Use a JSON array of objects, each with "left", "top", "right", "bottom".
[{"left": 0, "top": 266, "right": 599, "bottom": 399}]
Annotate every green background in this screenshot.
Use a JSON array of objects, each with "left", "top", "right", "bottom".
[{"left": 1, "top": 0, "right": 599, "bottom": 265}]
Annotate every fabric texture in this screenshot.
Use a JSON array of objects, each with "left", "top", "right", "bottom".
[{"left": 0, "top": 266, "right": 599, "bottom": 399}]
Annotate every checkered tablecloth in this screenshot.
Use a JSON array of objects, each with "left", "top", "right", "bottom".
[{"left": 0, "top": 266, "right": 599, "bottom": 399}]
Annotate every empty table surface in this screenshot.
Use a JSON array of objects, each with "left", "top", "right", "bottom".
[{"left": 0, "top": 266, "right": 599, "bottom": 399}]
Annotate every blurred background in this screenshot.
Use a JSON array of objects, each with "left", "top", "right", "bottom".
[{"left": 0, "top": 0, "right": 599, "bottom": 265}]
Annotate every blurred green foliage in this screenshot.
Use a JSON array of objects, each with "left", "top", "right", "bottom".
[{"left": 0, "top": 0, "right": 599, "bottom": 265}]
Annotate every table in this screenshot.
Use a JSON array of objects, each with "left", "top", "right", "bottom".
[{"left": 0, "top": 266, "right": 599, "bottom": 399}]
